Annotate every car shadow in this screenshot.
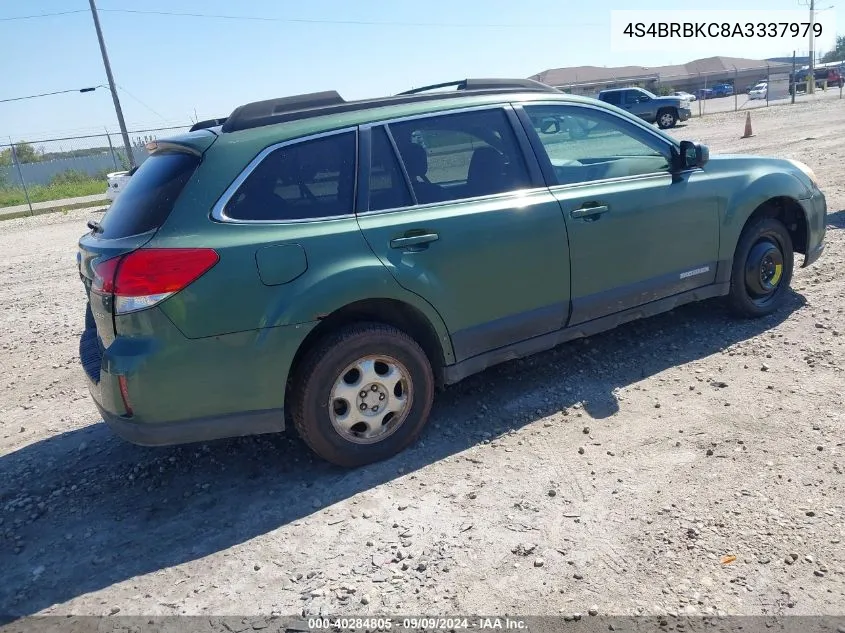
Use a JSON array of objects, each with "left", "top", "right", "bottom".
[
  {"left": 827, "top": 208, "right": 845, "bottom": 230},
  {"left": 0, "top": 290, "right": 806, "bottom": 621}
]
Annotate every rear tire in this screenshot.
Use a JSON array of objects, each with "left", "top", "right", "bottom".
[
  {"left": 728, "top": 217, "right": 794, "bottom": 318},
  {"left": 657, "top": 108, "right": 678, "bottom": 129},
  {"left": 291, "top": 322, "right": 434, "bottom": 467}
]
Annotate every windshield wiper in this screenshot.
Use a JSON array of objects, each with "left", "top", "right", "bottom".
[{"left": 87, "top": 219, "right": 104, "bottom": 234}]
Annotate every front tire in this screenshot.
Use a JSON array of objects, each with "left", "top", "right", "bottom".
[
  {"left": 728, "top": 217, "right": 794, "bottom": 318},
  {"left": 657, "top": 108, "right": 678, "bottom": 129},
  {"left": 291, "top": 322, "right": 435, "bottom": 467}
]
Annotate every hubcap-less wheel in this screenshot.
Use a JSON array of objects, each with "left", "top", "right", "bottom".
[
  {"left": 329, "top": 355, "right": 412, "bottom": 444},
  {"left": 744, "top": 238, "right": 785, "bottom": 305}
]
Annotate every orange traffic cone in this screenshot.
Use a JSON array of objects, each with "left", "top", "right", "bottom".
[{"left": 742, "top": 111, "right": 753, "bottom": 138}]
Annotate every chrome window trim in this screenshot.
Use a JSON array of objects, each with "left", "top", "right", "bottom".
[
  {"left": 210, "top": 126, "right": 359, "bottom": 225},
  {"left": 357, "top": 101, "right": 515, "bottom": 131},
  {"left": 356, "top": 185, "right": 555, "bottom": 218},
  {"left": 547, "top": 171, "right": 672, "bottom": 194}
]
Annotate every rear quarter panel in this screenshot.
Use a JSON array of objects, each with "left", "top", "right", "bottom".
[{"left": 152, "top": 145, "right": 456, "bottom": 362}]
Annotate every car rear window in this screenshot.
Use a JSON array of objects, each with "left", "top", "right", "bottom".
[{"left": 97, "top": 151, "right": 199, "bottom": 239}]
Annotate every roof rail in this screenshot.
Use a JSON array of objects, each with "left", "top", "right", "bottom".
[
  {"left": 220, "top": 79, "right": 561, "bottom": 134},
  {"left": 397, "top": 78, "right": 560, "bottom": 95},
  {"left": 189, "top": 117, "right": 227, "bottom": 132},
  {"left": 221, "top": 91, "right": 346, "bottom": 133}
]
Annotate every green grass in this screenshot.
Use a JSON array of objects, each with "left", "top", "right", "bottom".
[{"left": 0, "top": 179, "right": 105, "bottom": 208}]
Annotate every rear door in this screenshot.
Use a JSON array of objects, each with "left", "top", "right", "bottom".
[{"left": 356, "top": 106, "right": 572, "bottom": 362}]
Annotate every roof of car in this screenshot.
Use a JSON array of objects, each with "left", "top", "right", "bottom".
[
  {"left": 156, "top": 78, "right": 680, "bottom": 162},
  {"left": 203, "top": 82, "right": 605, "bottom": 148},
  {"left": 219, "top": 78, "right": 560, "bottom": 134}
]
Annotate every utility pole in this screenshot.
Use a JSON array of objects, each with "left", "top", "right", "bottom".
[
  {"left": 809, "top": 0, "right": 816, "bottom": 93},
  {"left": 792, "top": 51, "right": 797, "bottom": 103},
  {"left": 799, "top": 0, "right": 817, "bottom": 93},
  {"left": 88, "top": 0, "right": 135, "bottom": 169}
]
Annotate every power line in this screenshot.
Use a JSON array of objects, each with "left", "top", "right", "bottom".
[
  {"left": 0, "top": 9, "right": 88, "bottom": 21},
  {"left": 0, "top": 87, "right": 99, "bottom": 103},
  {"left": 0, "top": 6, "right": 593, "bottom": 28},
  {"left": 97, "top": 8, "right": 591, "bottom": 29},
  {"left": 115, "top": 84, "right": 168, "bottom": 123}
]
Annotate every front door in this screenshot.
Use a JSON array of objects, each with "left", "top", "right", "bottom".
[
  {"left": 520, "top": 103, "right": 720, "bottom": 326},
  {"left": 356, "top": 107, "right": 572, "bottom": 362}
]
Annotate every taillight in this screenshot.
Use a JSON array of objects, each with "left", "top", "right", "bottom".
[{"left": 92, "top": 248, "right": 219, "bottom": 314}]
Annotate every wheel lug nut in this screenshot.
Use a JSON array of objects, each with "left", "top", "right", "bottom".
[
  {"left": 371, "top": 385, "right": 378, "bottom": 391},
  {"left": 359, "top": 403, "right": 367, "bottom": 411},
  {"left": 359, "top": 390, "right": 367, "bottom": 398},
  {"left": 371, "top": 406, "right": 379, "bottom": 412},
  {"left": 379, "top": 394, "right": 385, "bottom": 400}
]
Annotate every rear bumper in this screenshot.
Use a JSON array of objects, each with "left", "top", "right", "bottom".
[
  {"left": 80, "top": 307, "right": 318, "bottom": 446},
  {"left": 678, "top": 108, "right": 692, "bottom": 121},
  {"left": 95, "top": 402, "right": 284, "bottom": 446}
]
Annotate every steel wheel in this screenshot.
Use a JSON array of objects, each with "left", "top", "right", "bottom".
[
  {"left": 328, "top": 355, "right": 413, "bottom": 444},
  {"left": 728, "top": 216, "right": 793, "bottom": 318},
  {"left": 744, "top": 238, "right": 785, "bottom": 306}
]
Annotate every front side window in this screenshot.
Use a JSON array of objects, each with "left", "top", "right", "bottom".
[
  {"left": 524, "top": 104, "right": 672, "bottom": 186},
  {"left": 387, "top": 108, "right": 532, "bottom": 205},
  {"left": 223, "top": 131, "right": 356, "bottom": 221}
]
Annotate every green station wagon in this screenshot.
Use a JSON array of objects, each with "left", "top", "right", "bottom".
[{"left": 77, "top": 78, "right": 827, "bottom": 467}]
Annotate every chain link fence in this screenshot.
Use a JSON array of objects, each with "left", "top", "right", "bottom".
[
  {"left": 0, "top": 125, "right": 191, "bottom": 214},
  {"left": 551, "top": 62, "right": 844, "bottom": 117},
  {"left": 3, "top": 65, "right": 843, "bottom": 215}
]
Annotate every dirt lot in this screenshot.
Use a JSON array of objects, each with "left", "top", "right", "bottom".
[{"left": 1, "top": 99, "right": 844, "bottom": 622}]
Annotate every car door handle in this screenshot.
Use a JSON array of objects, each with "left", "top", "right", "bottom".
[
  {"left": 570, "top": 205, "right": 609, "bottom": 219},
  {"left": 390, "top": 232, "right": 439, "bottom": 249}
]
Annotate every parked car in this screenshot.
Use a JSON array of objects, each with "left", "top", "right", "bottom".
[
  {"left": 105, "top": 169, "right": 133, "bottom": 201},
  {"left": 596, "top": 87, "right": 691, "bottom": 128},
  {"left": 748, "top": 82, "right": 768, "bottom": 100},
  {"left": 695, "top": 88, "right": 714, "bottom": 100},
  {"left": 672, "top": 91, "right": 697, "bottom": 102},
  {"left": 77, "top": 77, "right": 827, "bottom": 467},
  {"left": 710, "top": 83, "right": 734, "bottom": 97},
  {"left": 790, "top": 66, "right": 845, "bottom": 94}
]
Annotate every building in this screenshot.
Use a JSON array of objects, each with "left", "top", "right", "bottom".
[{"left": 529, "top": 56, "right": 793, "bottom": 97}]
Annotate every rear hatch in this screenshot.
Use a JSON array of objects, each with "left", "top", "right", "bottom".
[{"left": 77, "top": 133, "right": 215, "bottom": 383}]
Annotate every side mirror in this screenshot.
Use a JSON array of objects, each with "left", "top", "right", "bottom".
[
  {"left": 539, "top": 117, "right": 561, "bottom": 134},
  {"left": 678, "top": 140, "right": 709, "bottom": 169}
]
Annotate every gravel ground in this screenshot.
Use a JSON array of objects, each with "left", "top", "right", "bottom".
[{"left": 1, "top": 100, "right": 844, "bottom": 621}]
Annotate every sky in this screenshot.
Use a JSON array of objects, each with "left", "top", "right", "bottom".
[{"left": 0, "top": 0, "right": 839, "bottom": 142}]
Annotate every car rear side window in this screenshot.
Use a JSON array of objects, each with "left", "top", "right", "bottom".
[
  {"left": 368, "top": 126, "right": 414, "bottom": 211},
  {"left": 98, "top": 151, "right": 199, "bottom": 239},
  {"left": 223, "top": 131, "right": 357, "bottom": 221},
  {"left": 387, "top": 108, "right": 532, "bottom": 205},
  {"left": 601, "top": 91, "right": 621, "bottom": 106}
]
